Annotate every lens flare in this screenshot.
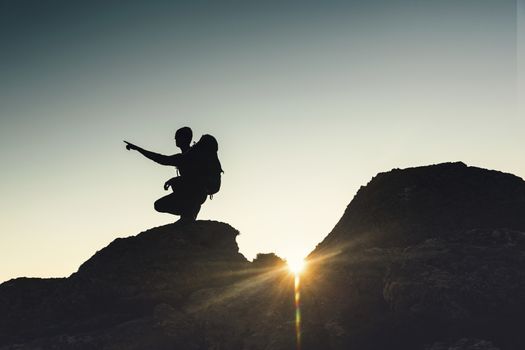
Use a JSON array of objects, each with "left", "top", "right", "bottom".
[
  {"left": 285, "top": 257, "right": 306, "bottom": 349},
  {"left": 294, "top": 274, "right": 302, "bottom": 350}
]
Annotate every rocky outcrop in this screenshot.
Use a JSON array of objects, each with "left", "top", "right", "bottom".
[
  {"left": 1, "top": 162, "right": 525, "bottom": 349},
  {"left": 0, "top": 221, "right": 256, "bottom": 349},
  {"left": 316, "top": 162, "right": 525, "bottom": 251},
  {"left": 304, "top": 162, "right": 525, "bottom": 349}
]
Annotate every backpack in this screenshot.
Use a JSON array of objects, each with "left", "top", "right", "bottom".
[{"left": 192, "top": 134, "right": 223, "bottom": 197}]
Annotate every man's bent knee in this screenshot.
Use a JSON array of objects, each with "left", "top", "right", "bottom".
[
  {"left": 154, "top": 199, "right": 163, "bottom": 213},
  {"left": 155, "top": 196, "right": 182, "bottom": 215},
  {"left": 154, "top": 198, "right": 171, "bottom": 213}
]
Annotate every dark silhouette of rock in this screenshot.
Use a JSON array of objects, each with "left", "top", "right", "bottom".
[
  {"left": 316, "top": 162, "right": 525, "bottom": 251},
  {"left": 251, "top": 253, "right": 286, "bottom": 268},
  {"left": 0, "top": 221, "right": 251, "bottom": 349},
  {"left": 426, "top": 338, "right": 500, "bottom": 350},
  {"left": 1, "top": 162, "right": 525, "bottom": 349},
  {"left": 304, "top": 162, "right": 525, "bottom": 350}
]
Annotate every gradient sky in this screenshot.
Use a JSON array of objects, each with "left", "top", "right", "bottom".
[{"left": 0, "top": 0, "right": 522, "bottom": 282}]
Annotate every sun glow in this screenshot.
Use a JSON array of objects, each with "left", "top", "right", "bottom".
[{"left": 287, "top": 257, "right": 306, "bottom": 275}]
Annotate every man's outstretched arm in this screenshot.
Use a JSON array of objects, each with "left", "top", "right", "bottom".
[{"left": 124, "top": 141, "right": 180, "bottom": 166}]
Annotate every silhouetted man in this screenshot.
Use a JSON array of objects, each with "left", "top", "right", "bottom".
[{"left": 124, "top": 127, "right": 207, "bottom": 223}]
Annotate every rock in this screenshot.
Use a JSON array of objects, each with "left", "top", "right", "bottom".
[
  {"left": 2, "top": 162, "right": 525, "bottom": 349},
  {"left": 315, "top": 162, "right": 525, "bottom": 252},
  {"left": 251, "top": 253, "right": 286, "bottom": 268},
  {"left": 305, "top": 163, "right": 525, "bottom": 349},
  {"left": 0, "top": 221, "right": 250, "bottom": 349},
  {"left": 426, "top": 338, "right": 501, "bottom": 350}
]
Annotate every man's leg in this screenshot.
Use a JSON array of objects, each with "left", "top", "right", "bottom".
[
  {"left": 179, "top": 189, "right": 207, "bottom": 222},
  {"left": 154, "top": 193, "right": 183, "bottom": 215}
]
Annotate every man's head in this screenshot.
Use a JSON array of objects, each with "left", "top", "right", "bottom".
[{"left": 175, "top": 127, "right": 192, "bottom": 150}]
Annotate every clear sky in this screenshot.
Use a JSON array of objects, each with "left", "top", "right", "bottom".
[{"left": 0, "top": 0, "right": 522, "bottom": 283}]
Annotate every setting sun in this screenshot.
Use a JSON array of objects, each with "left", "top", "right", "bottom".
[{"left": 287, "top": 257, "right": 306, "bottom": 275}]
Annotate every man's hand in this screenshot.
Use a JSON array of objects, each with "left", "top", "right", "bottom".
[
  {"left": 123, "top": 141, "right": 173, "bottom": 166},
  {"left": 164, "top": 177, "right": 180, "bottom": 191},
  {"left": 124, "top": 141, "right": 138, "bottom": 151}
]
